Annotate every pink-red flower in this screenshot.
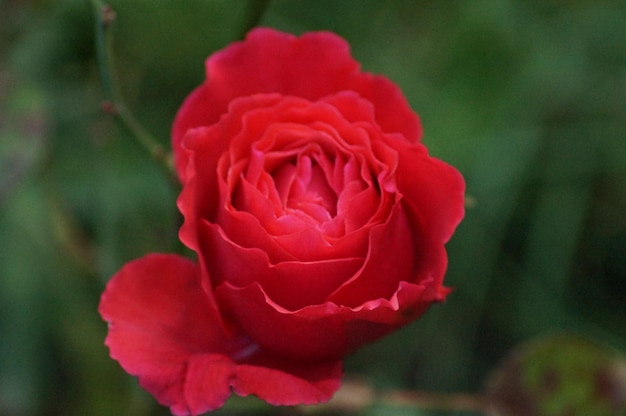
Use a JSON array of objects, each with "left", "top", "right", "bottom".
[{"left": 99, "top": 28, "right": 465, "bottom": 415}]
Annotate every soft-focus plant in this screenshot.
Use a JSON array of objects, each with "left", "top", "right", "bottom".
[{"left": 1, "top": 1, "right": 625, "bottom": 415}]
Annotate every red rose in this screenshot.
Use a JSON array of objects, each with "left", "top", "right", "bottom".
[{"left": 99, "top": 28, "right": 465, "bottom": 415}]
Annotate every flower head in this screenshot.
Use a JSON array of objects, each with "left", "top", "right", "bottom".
[{"left": 100, "top": 28, "right": 465, "bottom": 415}]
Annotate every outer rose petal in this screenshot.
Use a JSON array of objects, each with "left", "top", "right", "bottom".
[
  {"left": 99, "top": 254, "right": 342, "bottom": 415},
  {"left": 326, "top": 201, "right": 414, "bottom": 308},
  {"left": 99, "top": 254, "right": 235, "bottom": 415},
  {"left": 234, "top": 352, "right": 342, "bottom": 406},
  {"left": 172, "top": 28, "right": 420, "bottom": 179},
  {"left": 199, "top": 220, "right": 364, "bottom": 311},
  {"left": 216, "top": 280, "right": 443, "bottom": 361},
  {"left": 392, "top": 137, "right": 466, "bottom": 244}
]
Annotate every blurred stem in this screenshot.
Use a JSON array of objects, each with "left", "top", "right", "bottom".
[
  {"left": 378, "top": 389, "right": 489, "bottom": 413},
  {"left": 89, "top": 0, "right": 175, "bottom": 178},
  {"left": 301, "top": 379, "right": 490, "bottom": 414},
  {"left": 239, "top": 0, "right": 271, "bottom": 39}
]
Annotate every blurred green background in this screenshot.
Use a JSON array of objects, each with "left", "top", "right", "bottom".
[{"left": 1, "top": 1, "right": 625, "bottom": 415}]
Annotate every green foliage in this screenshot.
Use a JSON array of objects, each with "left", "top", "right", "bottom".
[{"left": 1, "top": 1, "right": 625, "bottom": 415}]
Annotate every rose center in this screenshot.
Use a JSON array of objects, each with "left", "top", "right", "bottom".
[{"left": 273, "top": 155, "right": 338, "bottom": 223}]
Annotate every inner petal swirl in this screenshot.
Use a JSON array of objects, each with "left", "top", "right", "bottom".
[{"left": 274, "top": 154, "right": 338, "bottom": 222}]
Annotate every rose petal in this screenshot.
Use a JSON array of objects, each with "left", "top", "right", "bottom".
[
  {"left": 199, "top": 220, "right": 364, "bottom": 309},
  {"left": 205, "top": 29, "right": 359, "bottom": 109},
  {"left": 383, "top": 139, "right": 464, "bottom": 297},
  {"left": 216, "top": 280, "right": 440, "bottom": 361},
  {"left": 100, "top": 254, "right": 343, "bottom": 414},
  {"left": 221, "top": 178, "right": 374, "bottom": 262},
  {"left": 234, "top": 352, "right": 342, "bottom": 405},
  {"left": 392, "top": 138, "right": 466, "bottom": 244},
  {"left": 172, "top": 28, "right": 421, "bottom": 180},
  {"left": 346, "top": 72, "right": 422, "bottom": 142},
  {"left": 188, "top": 95, "right": 391, "bottom": 263},
  {"left": 99, "top": 254, "right": 241, "bottom": 415},
  {"left": 182, "top": 355, "right": 235, "bottom": 414},
  {"left": 171, "top": 28, "right": 358, "bottom": 179},
  {"left": 177, "top": 94, "right": 286, "bottom": 250},
  {"left": 327, "top": 201, "right": 414, "bottom": 307}
]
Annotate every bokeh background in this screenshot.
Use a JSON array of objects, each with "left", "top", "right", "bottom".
[{"left": 1, "top": 1, "right": 625, "bottom": 415}]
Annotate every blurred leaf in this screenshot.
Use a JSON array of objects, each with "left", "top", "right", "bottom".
[
  {"left": 0, "top": 72, "right": 48, "bottom": 205},
  {"left": 0, "top": 184, "right": 49, "bottom": 415},
  {"left": 1, "top": 1, "right": 625, "bottom": 415},
  {"left": 486, "top": 334, "right": 626, "bottom": 416}
]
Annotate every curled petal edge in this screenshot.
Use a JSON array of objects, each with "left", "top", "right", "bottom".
[{"left": 216, "top": 278, "right": 447, "bottom": 361}]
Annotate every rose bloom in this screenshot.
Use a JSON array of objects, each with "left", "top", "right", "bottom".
[{"left": 99, "top": 28, "right": 465, "bottom": 415}]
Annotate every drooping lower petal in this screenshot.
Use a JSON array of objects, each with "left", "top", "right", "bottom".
[
  {"left": 100, "top": 253, "right": 344, "bottom": 415},
  {"left": 99, "top": 254, "right": 243, "bottom": 415}
]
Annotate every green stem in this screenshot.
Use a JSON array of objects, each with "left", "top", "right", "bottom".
[
  {"left": 91, "top": 1, "right": 113, "bottom": 99},
  {"left": 89, "top": 0, "right": 175, "bottom": 177}
]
